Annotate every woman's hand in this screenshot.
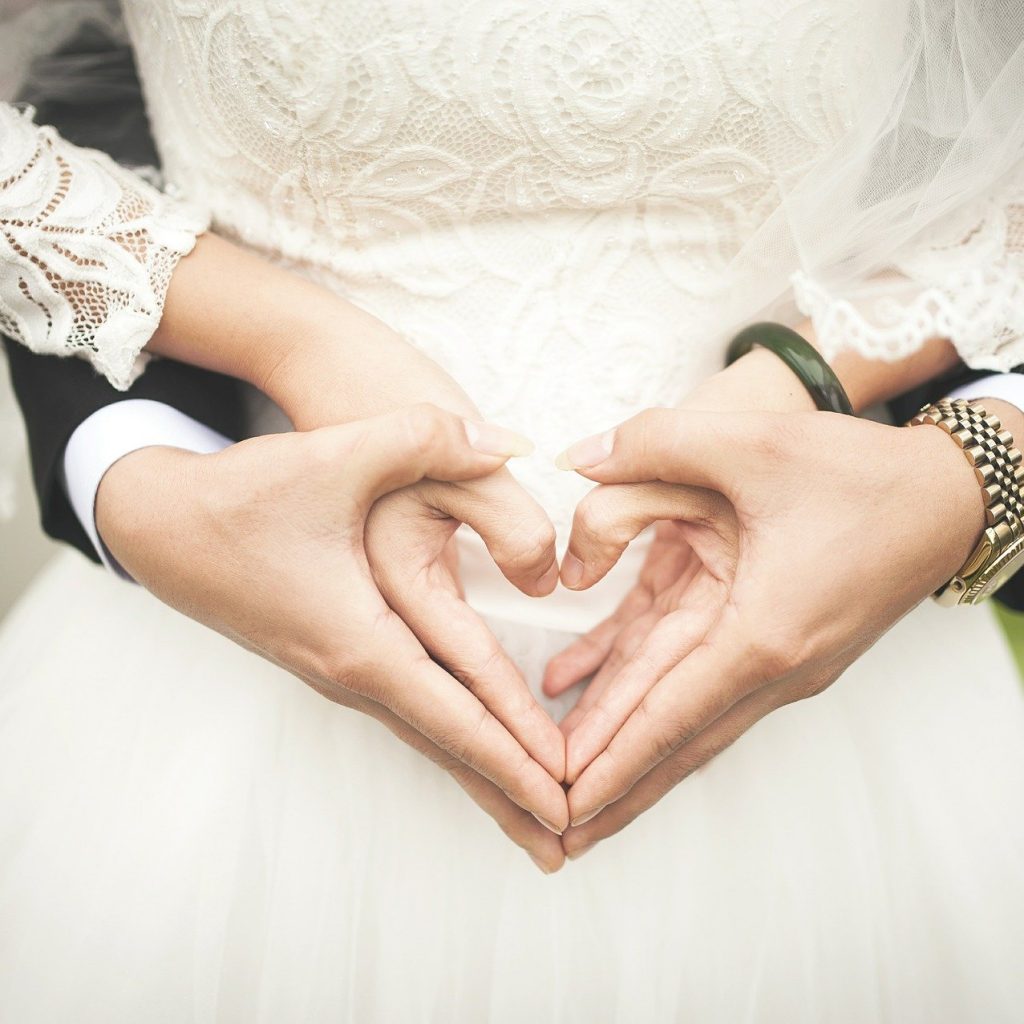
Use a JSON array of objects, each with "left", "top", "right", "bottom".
[
  {"left": 149, "top": 233, "right": 478, "bottom": 431},
  {"left": 96, "top": 404, "right": 570, "bottom": 870},
  {"left": 548, "top": 404, "right": 988, "bottom": 858}
]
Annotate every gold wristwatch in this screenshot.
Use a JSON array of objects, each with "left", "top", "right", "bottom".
[{"left": 907, "top": 398, "right": 1024, "bottom": 605}]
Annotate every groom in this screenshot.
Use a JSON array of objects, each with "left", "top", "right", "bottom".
[{"left": 7, "top": 23, "right": 1024, "bottom": 866}]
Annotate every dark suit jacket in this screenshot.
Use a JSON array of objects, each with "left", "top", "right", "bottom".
[{"left": 5, "top": 23, "right": 1024, "bottom": 611}]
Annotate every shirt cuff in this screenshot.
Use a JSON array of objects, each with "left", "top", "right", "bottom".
[
  {"left": 946, "top": 373, "right": 1024, "bottom": 414},
  {"left": 62, "top": 399, "right": 232, "bottom": 579}
]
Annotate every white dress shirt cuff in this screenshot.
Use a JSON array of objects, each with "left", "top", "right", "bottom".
[
  {"left": 63, "top": 399, "right": 232, "bottom": 579},
  {"left": 946, "top": 373, "right": 1024, "bottom": 413}
]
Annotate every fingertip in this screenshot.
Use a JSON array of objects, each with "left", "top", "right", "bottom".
[
  {"left": 533, "top": 560, "right": 560, "bottom": 597},
  {"left": 463, "top": 419, "right": 534, "bottom": 458},
  {"left": 559, "top": 551, "right": 585, "bottom": 590},
  {"left": 541, "top": 661, "right": 576, "bottom": 698},
  {"left": 528, "top": 847, "right": 566, "bottom": 875},
  {"left": 553, "top": 428, "right": 617, "bottom": 473}
]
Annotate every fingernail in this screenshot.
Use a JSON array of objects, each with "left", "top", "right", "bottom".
[
  {"left": 537, "top": 562, "right": 560, "bottom": 593},
  {"left": 532, "top": 812, "right": 565, "bottom": 836},
  {"left": 528, "top": 853, "right": 555, "bottom": 875},
  {"left": 463, "top": 419, "right": 535, "bottom": 457},
  {"left": 567, "top": 842, "right": 597, "bottom": 861},
  {"left": 560, "top": 552, "right": 584, "bottom": 589},
  {"left": 570, "top": 806, "right": 603, "bottom": 828},
  {"left": 554, "top": 429, "right": 616, "bottom": 471}
]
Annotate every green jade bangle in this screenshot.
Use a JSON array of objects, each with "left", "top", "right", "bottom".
[{"left": 725, "top": 322, "right": 854, "bottom": 416}]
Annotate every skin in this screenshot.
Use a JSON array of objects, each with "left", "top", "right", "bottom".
[
  {"left": 97, "top": 406, "right": 570, "bottom": 872},
  {"left": 112, "top": 232, "right": 1020, "bottom": 870},
  {"left": 545, "top": 345, "right": 1024, "bottom": 859}
]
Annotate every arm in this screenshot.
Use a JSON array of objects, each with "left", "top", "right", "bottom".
[{"left": 1, "top": 25, "right": 246, "bottom": 562}]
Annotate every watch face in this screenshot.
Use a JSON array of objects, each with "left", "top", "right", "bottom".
[{"left": 976, "top": 543, "right": 1024, "bottom": 600}]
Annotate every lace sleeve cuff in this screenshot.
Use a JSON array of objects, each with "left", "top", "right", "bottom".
[
  {"left": 792, "top": 187, "right": 1024, "bottom": 373},
  {"left": 0, "top": 103, "right": 210, "bottom": 390}
]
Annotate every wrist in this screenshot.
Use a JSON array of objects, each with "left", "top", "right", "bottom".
[
  {"left": 95, "top": 446, "right": 202, "bottom": 581},
  {"left": 902, "top": 422, "right": 989, "bottom": 588},
  {"left": 794, "top": 319, "right": 960, "bottom": 413},
  {"left": 264, "top": 314, "right": 481, "bottom": 431},
  {"left": 686, "top": 347, "right": 818, "bottom": 414}
]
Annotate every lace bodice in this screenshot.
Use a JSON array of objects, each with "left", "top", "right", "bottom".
[
  {"left": 119, "top": 0, "right": 874, "bottom": 552},
  {"left": 3, "top": 1, "right": 1024, "bottom": 612}
]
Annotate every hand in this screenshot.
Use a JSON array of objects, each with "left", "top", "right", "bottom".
[
  {"left": 96, "top": 404, "right": 570, "bottom": 871},
  {"left": 549, "top": 404, "right": 987, "bottom": 857},
  {"left": 544, "top": 350, "right": 812, "bottom": 729},
  {"left": 365, "top": 464, "right": 566, "bottom": 798}
]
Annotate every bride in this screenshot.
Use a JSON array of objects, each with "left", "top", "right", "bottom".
[{"left": 2, "top": 1, "right": 1024, "bottom": 1020}]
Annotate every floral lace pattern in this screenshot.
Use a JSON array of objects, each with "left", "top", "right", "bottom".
[
  {"left": 4, "top": 1, "right": 1022, "bottom": 542},
  {"left": 0, "top": 103, "right": 208, "bottom": 390},
  {"left": 116, "top": 0, "right": 868, "bottom": 538},
  {"left": 794, "top": 182, "right": 1024, "bottom": 370}
]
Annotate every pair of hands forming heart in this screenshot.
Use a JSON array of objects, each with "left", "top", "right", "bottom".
[
  {"left": 106, "top": 243, "right": 996, "bottom": 873},
  {"left": 128, "top": 235, "right": 996, "bottom": 871},
  {"left": 96, "top": 362, "right": 991, "bottom": 875}
]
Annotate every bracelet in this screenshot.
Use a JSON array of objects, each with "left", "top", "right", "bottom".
[
  {"left": 906, "top": 399, "right": 1024, "bottom": 605},
  {"left": 725, "top": 322, "right": 854, "bottom": 416}
]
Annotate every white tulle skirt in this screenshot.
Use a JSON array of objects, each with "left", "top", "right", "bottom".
[{"left": 1, "top": 550, "right": 1024, "bottom": 1023}]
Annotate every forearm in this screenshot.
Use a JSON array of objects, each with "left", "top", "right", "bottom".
[
  {"left": 149, "top": 233, "right": 476, "bottom": 429},
  {"left": 817, "top": 326, "right": 960, "bottom": 414}
]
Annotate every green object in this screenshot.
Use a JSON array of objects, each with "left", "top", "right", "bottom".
[
  {"left": 726, "top": 322, "right": 855, "bottom": 416},
  {"left": 995, "top": 604, "right": 1024, "bottom": 685}
]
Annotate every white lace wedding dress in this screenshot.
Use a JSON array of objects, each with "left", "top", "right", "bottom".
[{"left": 3, "top": 2, "right": 1024, "bottom": 1021}]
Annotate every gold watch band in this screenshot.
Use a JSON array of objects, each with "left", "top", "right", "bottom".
[{"left": 907, "top": 399, "right": 1024, "bottom": 605}]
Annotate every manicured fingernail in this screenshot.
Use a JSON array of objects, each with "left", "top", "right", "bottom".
[
  {"left": 567, "top": 842, "right": 597, "bottom": 861},
  {"left": 560, "top": 552, "right": 584, "bottom": 589},
  {"left": 528, "top": 853, "right": 555, "bottom": 874},
  {"left": 463, "top": 419, "right": 535, "bottom": 457},
  {"left": 532, "top": 812, "right": 565, "bottom": 836},
  {"left": 570, "top": 806, "right": 603, "bottom": 828},
  {"left": 554, "top": 429, "right": 616, "bottom": 471},
  {"left": 537, "top": 562, "right": 560, "bottom": 592}
]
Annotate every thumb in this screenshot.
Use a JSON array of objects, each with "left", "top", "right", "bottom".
[
  {"left": 555, "top": 407, "right": 758, "bottom": 494},
  {"left": 426, "top": 471, "right": 559, "bottom": 597},
  {"left": 561, "top": 482, "right": 730, "bottom": 590},
  {"left": 323, "top": 403, "right": 533, "bottom": 503}
]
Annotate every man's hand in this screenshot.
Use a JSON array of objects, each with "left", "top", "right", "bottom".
[
  {"left": 549, "top": 404, "right": 987, "bottom": 858},
  {"left": 96, "top": 405, "right": 570, "bottom": 871},
  {"left": 366, "top": 466, "right": 566, "bottom": 793}
]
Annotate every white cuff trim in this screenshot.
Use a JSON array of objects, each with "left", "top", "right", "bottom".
[{"left": 62, "top": 399, "right": 232, "bottom": 579}]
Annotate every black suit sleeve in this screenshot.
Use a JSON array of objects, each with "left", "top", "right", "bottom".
[{"left": 3, "top": 23, "right": 247, "bottom": 564}]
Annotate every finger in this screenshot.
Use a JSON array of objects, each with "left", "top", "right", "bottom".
[
  {"left": 429, "top": 472, "right": 559, "bottom": 596},
  {"left": 561, "top": 482, "right": 729, "bottom": 590},
  {"left": 381, "top": 575, "right": 567, "bottom": 783},
  {"left": 561, "top": 686, "right": 781, "bottom": 859},
  {"left": 559, "top": 604, "right": 663, "bottom": 738},
  {"left": 321, "top": 403, "right": 533, "bottom": 505},
  {"left": 555, "top": 407, "right": 762, "bottom": 491},
  {"left": 364, "top": 616, "right": 570, "bottom": 832},
  {"left": 362, "top": 698, "right": 565, "bottom": 873},
  {"left": 565, "top": 573, "right": 727, "bottom": 783},
  {"left": 541, "top": 584, "right": 652, "bottom": 698},
  {"left": 566, "top": 615, "right": 753, "bottom": 826}
]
